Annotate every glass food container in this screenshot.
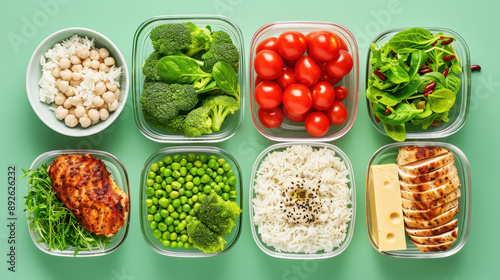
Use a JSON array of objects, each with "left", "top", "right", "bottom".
[
  {"left": 132, "top": 15, "right": 245, "bottom": 143},
  {"left": 366, "top": 28, "right": 471, "bottom": 140},
  {"left": 249, "top": 142, "right": 356, "bottom": 259},
  {"left": 249, "top": 22, "right": 359, "bottom": 142},
  {"left": 365, "top": 142, "right": 471, "bottom": 258},
  {"left": 26, "top": 150, "right": 131, "bottom": 257},
  {"left": 139, "top": 146, "right": 243, "bottom": 257}
]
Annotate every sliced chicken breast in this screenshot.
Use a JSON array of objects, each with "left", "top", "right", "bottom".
[
  {"left": 399, "top": 153, "right": 454, "bottom": 176},
  {"left": 399, "top": 168, "right": 458, "bottom": 192},
  {"left": 397, "top": 146, "right": 449, "bottom": 166},
  {"left": 409, "top": 227, "right": 458, "bottom": 245},
  {"left": 403, "top": 200, "right": 458, "bottom": 221},
  {"left": 404, "top": 206, "right": 458, "bottom": 229},
  {"left": 405, "top": 219, "right": 458, "bottom": 237},
  {"left": 411, "top": 240, "right": 455, "bottom": 252},
  {"left": 401, "top": 189, "right": 460, "bottom": 211},
  {"left": 400, "top": 176, "right": 460, "bottom": 202},
  {"left": 399, "top": 162, "right": 456, "bottom": 185}
]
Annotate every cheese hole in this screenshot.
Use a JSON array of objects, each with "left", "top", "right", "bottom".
[
  {"left": 390, "top": 212, "right": 401, "bottom": 223},
  {"left": 386, "top": 233, "right": 395, "bottom": 242},
  {"left": 383, "top": 181, "right": 391, "bottom": 189}
]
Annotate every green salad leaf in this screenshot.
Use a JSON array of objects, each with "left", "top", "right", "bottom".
[{"left": 427, "top": 88, "right": 456, "bottom": 113}]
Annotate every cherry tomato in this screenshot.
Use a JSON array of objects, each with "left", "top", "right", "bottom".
[
  {"left": 254, "top": 81, "right": 282, "bottom": 110},
  {"left": 308, "top": 31, "right": 341, "bottom": 62},
  {"left": 319, "top": 62, "right": 342, "bottom": 85},
  {"left": 277, "top": 31, "right": 306, "bottom": 60},
  {"left": 310, "top": 81, "right": 335, "bottom": 111},
  {"left": 324, "top": 100, "right": 348, "bottom": 125},
  {"left": 294, "top": 56, "right": 321, "bottom": 87},
  {"left": 258, "top": 107, "right": 283, "bottom": 129},
  {"left": 256, "top": 37, "right": 278, "bottom": 53},
  {"left": 305, "top": 111, "right": 330, "bottom": 137},
  {"left": 255, "top": 76, "right": 266, "bottom": 87},
  {"left": 293, "top": 32, "right": 307, "bottom": 49},
  {"left": 283, "top": 58, "right": 298, "bottom": 68},
  {"left": 282, "top": 84, "right": 312, "bottom": 115},
  {"left": 334, "top": 85, "right": 348, "bottom": 101},
  {"left": 254, "top": 50, "right": 283, "bottom": 80},
  {"left": 333, "top": 33, "right": 349, "bottom": 52},
  {"left": 326, "top": 50, "right": 353, "bottom": 78},
  {"left": 274, "top": 67, "right": 297, "bottom": 91},
  {"left": 282, "top": 106, "right": 312, "bottom": 122},
  {"left": 305, "top": 31, "right": 318, "bottom": 47}
]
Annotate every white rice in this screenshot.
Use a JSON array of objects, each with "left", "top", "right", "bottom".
[
  {"left": 253, "top": 145, "right": 352, "bottom": 253},
  {"left": 39, "top": 34, "right": 121, "bottom": 109}
]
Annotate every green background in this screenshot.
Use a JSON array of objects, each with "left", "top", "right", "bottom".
[{"left": 1, "top": 0, "right": 498, "bottom": 279}]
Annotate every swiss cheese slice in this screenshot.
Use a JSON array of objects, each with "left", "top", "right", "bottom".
[{"left": 369, "top": 164, "right": 407, "bottom": 251}]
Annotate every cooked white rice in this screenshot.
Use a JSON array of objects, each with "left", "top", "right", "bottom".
[
  {"left": 39, "top": 34, "right": 122, "bottom": 109},
  {"left": 253, "top": 145, "right": 352, "bottom": 253}
]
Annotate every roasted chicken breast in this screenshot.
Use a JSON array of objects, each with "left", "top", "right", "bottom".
[{"left": 48, "top": 154, "right": 129, "bottom": 237}]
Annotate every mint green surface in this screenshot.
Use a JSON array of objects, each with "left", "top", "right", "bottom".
[{"left": 1, "top": 0, "right": 498, "bottom": 279}]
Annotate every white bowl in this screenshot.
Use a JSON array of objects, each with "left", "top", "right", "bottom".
[{"left": 26, "top": 27, "right": 129, "bottom": 137}]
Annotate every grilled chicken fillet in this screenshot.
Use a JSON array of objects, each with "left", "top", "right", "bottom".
[{"left": 48, "top": 154, "right": 129, "bottom": 237}]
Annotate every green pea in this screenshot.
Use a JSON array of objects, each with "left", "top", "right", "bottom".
[
  {"left": 159, "top": 167, "right": 166, "bottom": 174},
  {"left": 185, "top": 182, "right": 194, "bottom": 190},
  {"left": 170, "top": 212, "right": 179, "bottom": 219},
  {"left": 162, "top": 231, "right": 170, "bottom": 240},
  {"left": 146, "top": 179, "right": 155, "bottom": 187},
  {"left": 153, "top": 229, "right": 162, "bottom": 239},
  {"left": 229, "top": 191, "right": 237, "bottom": 199},
  {"left": 223, "top": 176, "right": 228, "bottom": 183},
  {"left": 202, "top": 164, "right": 208, "bottom": 170},
  {"left": 203, "top": 185, "right": 212, "bottom": 194},
  {"left": 150, "top": 221, "right": 158, "bottom": 230},
  {"left": 179, "top": 212, "right": 187, "bottom": 220},
  {"left": 160, "top": 209, "right": 169, "bottom": 218},
  {"left": 169, "top": 232, "right": 177, "bottom": 241},
  {"left": 223, "top": 185, "right": 231, "bottom": 193},
  {"left": 208, "top": 159, "right": 217, "bottom": 169},
  {"left": 174, "top": 226, "right": 180, "bottom": 233},
  {"left": 170, "top": 241, "right": 178, "bottom": 248},
  {"left": 193, "top": 177, "right": 201, "bottom": 186},
  {"left": 177, "top": 177, "right": 185, "bottom": 185},
  {"left": 172, "top": 181, "right": 181, "bottom": 190},
  {"left": 187, "top": 154, "right": 196, "bottom": 162},
  {"left": 147, "top": 214, "right": 154, "bottom": 221},
  {"left": 183, "top": 243, "right": 190, "bottom": 249},
  {"left": 150, "top": 163, "right": 159, "bottom": 172},
  {"left": 170, "top": 190, "right": 180, "bottom": 199},
  {"left": 155, "top": 189, "right": 164, "bottom": 198},
  {"left": 159, "top": 197, "right": 169, "bottom": 208},
  {"left": 196, "top": 168, "right": 205, "bottom": 176},
  {"left": 185, "top": 174, "right": 193, "bottom": 182},
  {"left": 173, "top": 154, "right": 181, "bottom": 162},
  {"left": 227, "top": 170, "right": 235, "bottom": 177},
  {"left": 172, "top": 198, "right": 180, "bottom": 208},
  {"left": 154, "top": 213, "right": 162, "bottom": 222},
  {"left": 186, "top": 162, "right": 193, "bottom": 170},
  {"left": 222, "top": 193, "right": 229, "bottom": 200},
  {"left": 179, "top": 188, "right": 185, "bottom": 196},
  {"left": 185, "top": 215, "right": 193, "bottom": 222},
  {"left": 214, "top": 175, "right": 223, "bottom": 183},
  {"left": 176, "top": 206, "right": 182, "bottom": 213},
  {"left": 221, "top": 162, "right": 230, "bottom": 172},
  {"left": 180, "top": 158, "right": 187, "bottom": 166},
  {"left": 145, "top": 199, "right": 153, "bottom": 207},
  {"left": 178, "top": 223, "right": 185, "bottom": 231},
  {"left": 192, "top": 195, "right": 199, "bottom": 202},
  {"left": 165, "top": 216, "right": 174, "bottom": 225},
  {"left": 187, "top": 198, "right": 193, "bottom": 205},
  {"left": 180, "top": 196, "right": 187, "bottom": 204},
  {"left": 190, "top": 167, "right": 198, "bottom": 176},
  {"left": 194, "top": 160, "right": 202, "bottom": 168},
  {"left": 201, "top": 174, "right": 210, "bottom": 184},
  {"left": 214, "top": 185, "right": 221, "bottom": 193},
  {"left": 208, "top": 155, "right": 217, "bottom": 161},
  {"left": 163, "top": 156, "right": 173, "bottom": 164},
  {"left": 192, "top": 186, "right": 199, "bottom": 194},
  {"left": 173, "top": 220, "right": 180, "bottom": 226},
  {"left": 162, "top": 240, "right": 170, "bottom": 247},
  {"left": 206, "top": 168, "right": 213, "bottom": 176},
  {"left": 165, "top": 185, "right": 173, "bottom": 193},
  {"left": 158, "top": 222, "right": 167, "bottom": 231},
  {"left": 216, "top": 168, "right": 224, "bottom": 175},
  {"left": 148, "top": 205, "right": 157, "bottom": 214},
  {"left": 167, "top": 204, "right": 175, "bottom": 213},
  {"left": 165, "top": 177, "right": 174, "bottom": 184},
  {"left": 161, "top": 181, "right": 167, "bottom": 188},
  {"left": 177, "top": 241, "right": 184, "bottom": 248},
  {"left": 148, "top": 171, "right": 156, "bottom": 179},
  {"left": 172, "top": 170, "right": 181, "bottom": 178},
  {"left": 168, "top": 225, "right": 175, "bottom": 232},
  {"left": 171, "top": 162, "right": 181, "bottom": 170},
  {"left": 152, "top": 196, "right": 159, "bottom": 205},
  {"left": 199, "top": 155, "right": 208, "bottom": 163},
  {"left": 180, "top": 167, "right": 187, "bottom": 176},
  {"left": 189, "top": 209, "right": 196, "bottom": 216},
  {"left": 153, "top": 183, "right": 161, "bottom": 190},
  {"left": 182, "top": 204, "right": 191, "bottom": 212},
  {"left": 193, "top": 203, "right": 201, "bottom": 212}
]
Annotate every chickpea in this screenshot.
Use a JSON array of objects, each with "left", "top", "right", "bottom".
[
  {"left": 104, "top": 57, "right": 115, "bottom": 66},
  {"left": 79, "top": 116, "right": 92, "bottom": 128},
  {"left": 102, "top": 91, "right": 116, "bottom": 104},
  {"left": 114, "top": 88, "right": 121, "bottom": 99},
  {"left": 77, "top": 46, "right": 90, "bottom": 59},
  {"left": 90, "top": 60, "right": 100, "bottom": 69},
  {"left": 72, "top": 72, "right": 82, "bottom": 81},
  {"left": 88, "top": 109, "right": 100, "bottom": 121},
  {"left": 63, "top": 98, "right": 72, "bottom": 109},
  {"left": 68, "top": 107, "right": 76, "bottom": 115},
  {"left": 100, "top": 102, "right": 109, "bottom": 110},
  {"left": 65, "top": 86, "right": 75, "bottom": 97},
  {"left": 75, "top": 46, "right": 83, "bottom": 56},
  {"left": 57, "top": 80, "right": 69, "bottom": 93},
  {"left": 60, "top": 69, "right": 72, "bottom": 81},
  {"left": 71, "top": 64, "right": 83, "bottom": 72},
  {"left": 59, "top": 58, "right": 70, "bottom": 69},
  {"left": 106, "top": 82, "right": 117, "bottom": 92},
  {"left": 94, "top": 82, "right": 106, "bottom": 95},
  {"left": 54, "top": 93, "right": 66, "bottom": 106},
  {"left": 99, "top": 108, "right": 109, "bottom": 121},
  {"left": 70, "top": 80, "right": 81, "bottom": 87},
  {"left": 91, "top": 119, "right": 100, "bottom": 125},
  {"left": 109, "top": 100, "right": 119, "bottom": 112},
  {"left": 99, "top": 48, "right": 110, "bottom": 58},
  {"left": 74, "top": 105, "right": 86, "bottom": 118},
  {"left": 90, "top": 49, "right": 100, "bottom": 60},
  {"left": 82, "top": 58, "right": 91, "bottom": 68},
  {"left": 55, "top": 106, "right": 69, "bottom": 120},
  {"left": 99, "top": 63, "right": 109, "bottom": 72},
  {"left": 52, "top": 67, "right": 61, "bottom": 78},
  {"left": 70, "top": 96, "right": 82, "bottom": 107},
  {"left": 93, "top": 96, "right": 104, "bottom": 107},
  {"left": 70, "top": 55, "right": 81, "bottom": 65},
  {"left": 64, "top": 114, "right": 78, "bottom": 127}
]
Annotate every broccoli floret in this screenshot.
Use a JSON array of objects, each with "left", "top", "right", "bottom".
[
  {"left": 201, "top": 43, "right": 239, "bottom": 73},
  {"left": 212, "top": 30, "right": 232, "bottom": 44},
  {"left": 198, "top": 193, "right": 241, "bottom": 236},
  {"left": 183, "top": 22, "right": 213, "bottom": 57},
  {"left": 183, "top": 106, "right": 212, "bottom": 137},
  {"left": 140, "top": 83, "right": 199, "bottom": 127},
  {"left": 202, "top": 95, "right": 240, "bottom": 132},
  {"left": 150, "top": 23, "right": 191, "bottom": 56},
  {"left": 187, "top": 220, "right": 226, "bottom": 254},
  {"left": 142, "top": 51, "right": 162, "bottom": 81}
]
